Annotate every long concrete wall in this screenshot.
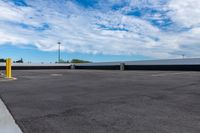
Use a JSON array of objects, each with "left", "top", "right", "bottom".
[
  {"left": 73, "top": 58, "right": 200, "bottom": 71},
  {"left": 74, "top": 64, "right": 200, "bottom": 71},
  {"left": 0, "top": 63, "right": 71, "bottom": 70},
  {"left": 0, "top": 58, "right": 200, "bottom": 71}
]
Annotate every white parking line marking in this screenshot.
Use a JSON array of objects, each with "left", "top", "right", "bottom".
[
  {"left": 0, "top": 99, "right": 22, "bottom": 133},
  {"left": 151, "top": 72, "right": 192, "bottom": 77},
  {"left": 51, "top": 74, "right": 63, "bottom": 76}
]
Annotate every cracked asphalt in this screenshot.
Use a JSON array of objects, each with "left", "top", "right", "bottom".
[{"left": 0, "top": 70, "right": 200, "bottom": 133}]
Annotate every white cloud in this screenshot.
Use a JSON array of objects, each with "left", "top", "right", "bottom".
[
  {"left": 0, "top": 0, "right": 200, "bottom": 59},
  {"left": 0, "top": 1, "right": 22, "bottom": 21},
  {"left": 168, "top": 0, "right": 200, "bottom": 28}
]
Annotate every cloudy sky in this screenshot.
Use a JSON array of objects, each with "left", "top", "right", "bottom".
[{"left": 0, "top": 0, "right": 200, "bottom": 62}]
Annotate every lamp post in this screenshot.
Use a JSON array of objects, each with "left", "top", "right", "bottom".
[
  {"left": 58, "top": 42, "right": 61, "bottom": 63},
  {"left": 182, "top": 54, "right": 185, "bottom": 59}
]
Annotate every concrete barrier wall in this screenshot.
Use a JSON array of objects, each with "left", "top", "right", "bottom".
[
  {"left": 74, "top": 65, "right": 120, "bottom": 70},
  {"left": 0, "top": 65, "right": 199, "bottom": 71},
  {"left": 0, "top": 58, "right": 200, "bottom": 71},
  {"left": 125, "top": 65, "right": 200, "bottom": 71},
  {"left": 73, "top": 64, "right": 200, "bottom": 71},
  {"left": 0, "top": 63, "right": 71, "bottom": 70},
  {"left": 12, "top": 66, "right": 71, "bottom": 70},
  {"left": 73, "top": 58, "right": 200, "bottom": 71}
]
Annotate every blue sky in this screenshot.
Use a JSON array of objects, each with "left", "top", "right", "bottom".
[{"left": 0, "top": 0, "right": 200, "bottom": 62}]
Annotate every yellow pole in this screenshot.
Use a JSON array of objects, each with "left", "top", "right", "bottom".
[{"left": 6, "top": 58, "right": 12, "bottom": 78}]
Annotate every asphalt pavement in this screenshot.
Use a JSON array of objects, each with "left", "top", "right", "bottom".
[{"left": 0, "top": 70, "right": 200, "bottom": 133}]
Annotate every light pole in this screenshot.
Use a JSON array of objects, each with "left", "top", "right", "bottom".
[
  {"left": 58, "top": 42, "right": 61, "bottom": 63},
  {"left": 182, "top": 54, "right": 185, "bottom": 59}
]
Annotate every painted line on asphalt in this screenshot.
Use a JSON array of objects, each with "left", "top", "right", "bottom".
[
  {"left": 50, "top": 74, "right": 63, "bottom": 77},
  {"left": 0, "top": 98, "right": 23, "bottom": 133},
  {"left": 151, "top": 72, "right": 192, "bottom": 77}
]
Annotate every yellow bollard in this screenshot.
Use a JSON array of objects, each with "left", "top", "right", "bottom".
[{"left": 6, "top": 58, "right": 12, "bottom": 79}]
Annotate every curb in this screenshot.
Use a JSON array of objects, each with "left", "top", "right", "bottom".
[
  {"left": 0, "top": 98, "right": 23, "bottom": 133},
  {"left": 0, "top": 77, "right": 17, "bottom": 82}
]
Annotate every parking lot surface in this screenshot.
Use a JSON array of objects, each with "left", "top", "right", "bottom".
[{"left": 0, "top": 70, "right": 200, "bottom": 133}]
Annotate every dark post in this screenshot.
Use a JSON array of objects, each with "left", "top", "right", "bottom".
[
  {"left": 71, "top": 64, "right": 75, "bottom": 70},
  {"left": 58, "top": 42, "right": 61, "bottom": 63},
  {"left": 120, "top": 63, "right": 125, "bottom": 71}
]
